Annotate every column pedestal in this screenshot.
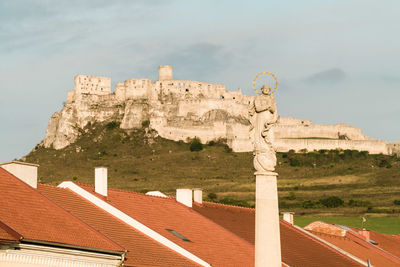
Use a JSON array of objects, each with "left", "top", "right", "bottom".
[{"left": 255, "top": 171, "right": 281, "bottom": 267}]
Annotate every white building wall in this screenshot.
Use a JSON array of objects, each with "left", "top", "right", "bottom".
[{"left": 0, "top": 243, "right": 123, "bottom": 267}]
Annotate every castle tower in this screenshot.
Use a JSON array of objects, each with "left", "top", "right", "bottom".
[{"left": 158, "top": 65, "right": 173, "bottom": 81}]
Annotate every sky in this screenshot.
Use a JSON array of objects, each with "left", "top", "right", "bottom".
[{"left": 1, "top": 0, "right": 399, "bottom": 162}]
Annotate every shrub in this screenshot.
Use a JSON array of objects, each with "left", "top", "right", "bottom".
[
  {"left": 287, "top": 192, "right": 296, "bottom": 200},
  {"left": 289, "top": 158, "right": 301, "bottom": 167},
  {"left": 378, "top": 159, "right": 391, "bottom": 168},
  {"left": 141, "top": 120, "right": 150, "bottom": 128},
  {"left": 319, "top": 196, "right": 344, "bottom": 208},
  {"left": 348, "top": 199, "right": 372, "bottom": 207},
  {"left": 223, "top": 144, "right": 232, "bottom": 153},
  {"left": 106, "top": 121, "right": 120, "bottom": 130},
  {"left": 218, "top": 197, "right": 253, "bottom": 208},
  {"left": 207, "top": 193, "right": 217, "bottom": 201},
  {"left": 300, "top": 200, "right": 316, "bottom": 209},
  {"left": 190, "top": 137, "right": 203, "bottom": 152},
  {"left": 207, "top": 140, "right": 215, "bottom": 146},
  {"left": 394, "top": 200, "right": 400, "bottom": 205}
]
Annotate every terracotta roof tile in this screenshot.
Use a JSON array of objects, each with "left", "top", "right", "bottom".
[
  {"left": 77, "top": 184, "right": 254, "bottom": 267},
  {"left": 312, "top": 231, "right": 399, "bottom": 267},
  {"left": 350, "top": 227, "right": 400, "bottom": 259},
  {"left": 0, "top": 168, "right": 124, "bottom": 252},
  {"left": 0, "top": 220, "right": 20, "bottom": 243},
  {"left": 304, "top": 221, "right": 400, "bottom": 267},
  {"left": 193, "top": 202, "right": 363, "bottom": 267},
  {"left": 38, "top": 184, "right": 200, "bottom": 267}
]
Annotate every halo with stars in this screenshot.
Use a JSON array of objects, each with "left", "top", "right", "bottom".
[{"left": 252, "top": 72, "right": 278, "bottom": 95}]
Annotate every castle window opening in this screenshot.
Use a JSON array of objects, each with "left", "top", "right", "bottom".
[
  {"left": 186, "top": 89, "right": 189, "bottom": 92},
  {"left": 220, "top": 95, "right": 224, "bottom": 99},
  {"left": 233, "top": 97, "right": 235, "bottom": 100}
]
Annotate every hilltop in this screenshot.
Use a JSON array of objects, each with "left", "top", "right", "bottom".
[{"left": 25, "top": 122, "right": 400, "bottom": 217}]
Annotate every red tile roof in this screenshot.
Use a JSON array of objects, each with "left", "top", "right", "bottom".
[
  {"left": 193, "top": 202, "right": 363, "bottom": 267},
  {"left": 0, "top": 168, "right": 124, "bottom": 252},
  {"left": 0, "top": 219, "right": 20, "bottom": 243},
  {"left": 76, "top": 183, "right": 254, "bottom": 267},
  {"left": 38, "top": 184, "right": 199, "bottom": 267},
  {"left": 305, "top": 222, "right": 400, "bottom": 267},
  {"left": 351, "top": 227, "right": 400, "bottom": 259},
  {"left": 312, "top": 231, "right": 399, "bottom": 267}
]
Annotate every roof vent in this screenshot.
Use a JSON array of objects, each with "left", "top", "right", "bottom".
[
  {"left": 146, "top": 191, "right": 168, "bottom": 198},
  {"left": 0, "top": 161, "right": 38, "bottom": 188},
  {"left": 166, "top": 229, "right": 191, "bottom": 242},
  {"left": 176, "top": 189, "right": 192, "bottom": 207},
  {"left": 95, "top": 167, "right": 107, "bottom": 197}
]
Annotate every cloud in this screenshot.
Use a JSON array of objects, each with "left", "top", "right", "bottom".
[{"left": 303, "top": 68, "right": 347, "bottom": 85}]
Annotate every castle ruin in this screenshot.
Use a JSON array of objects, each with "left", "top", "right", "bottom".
[{"left": 42, "top": 66, "right": 394, "bottom": 155}]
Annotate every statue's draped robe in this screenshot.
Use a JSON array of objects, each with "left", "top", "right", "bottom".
[{"left": 252, "top": 93, "right": 278, "bottom": 172}]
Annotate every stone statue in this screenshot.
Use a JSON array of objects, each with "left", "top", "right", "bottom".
[{"left": 249, "top": 85, "right": 278, "bottom": 173}]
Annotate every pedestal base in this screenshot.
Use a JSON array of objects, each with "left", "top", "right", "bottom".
[{"left": 255, "top": 172, "right": 282, "bottom": 267}]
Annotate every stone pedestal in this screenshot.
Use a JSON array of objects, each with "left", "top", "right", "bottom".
[{"left": 255, "top": 171, "right": 281, "bottom": 267}]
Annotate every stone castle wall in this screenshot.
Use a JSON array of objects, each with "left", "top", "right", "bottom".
[
  {"left": 42, "top": 66, "right": 395, "bottom": 155},
  {"left": 272, "top": 124, "right": 369, "bottom": 140},
  {"left": 388, "top": 143, "right": 400, "bottom": 156}
]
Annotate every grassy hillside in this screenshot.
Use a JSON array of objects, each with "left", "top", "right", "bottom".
[{"left": 25, "top": 122, "right": 400, "bottom": 217}]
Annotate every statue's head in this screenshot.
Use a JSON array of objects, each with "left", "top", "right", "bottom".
[{"left": 261, "top": 85, "right": 271, "bottom": 95}]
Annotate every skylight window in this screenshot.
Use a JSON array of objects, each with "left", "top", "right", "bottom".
[{"left": 166, "top": 229, "right": 191, "bottom": 242}]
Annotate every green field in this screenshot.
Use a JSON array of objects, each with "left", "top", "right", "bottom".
[
  {"left": 294, "top": 217, "right": 400, "bottom": 235},
  {"left": 25, "top": 122, "right": 400, "bottom": 219}
]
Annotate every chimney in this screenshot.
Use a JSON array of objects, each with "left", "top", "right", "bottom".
[
  {"left": 193, "top": 189, "right": 202, "bottom": 204},
  {"left": 359, "top": 229, "right": 370, "bottom": 242},
  {"left": 176, "top": 189, "right": 192, "bottom": 207},
  {"left": 95, "top": 167, "right": 107, "bottom": 197},
  {"left": 0, "top": 161, "right": 38, "bottom": 188},
  {"left": 282, "top": 212, "right": 294, "bottom": 225}
]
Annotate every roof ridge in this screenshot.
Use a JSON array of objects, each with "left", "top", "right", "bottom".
[
  {"left": 200, "top": 200, "right": 255, "bottom": 211},
  {"left": 36, "top": 185, "right": 126, "bottom": 252},
  {"left": 71, "top": 181, "right": 173, "bottom": 199}
]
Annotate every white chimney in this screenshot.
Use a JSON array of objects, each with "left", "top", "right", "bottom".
[
  {"left": 95, "top": 167, "right": 107, "bottom": 197},
  {"left": 193, "top": 189, "right": 202, "bottom": 204},
  {"left": 0, "top": 161, "right": 38, "bottom": 188},
  {"left": 359, "top": 229, "right": 370, "bottom": 242},
  {"left": 282, "top": 212, "right": 294, "bottom": 225},
  {"left": 176, "top": 189, "right": 192, "bottom": 207}
]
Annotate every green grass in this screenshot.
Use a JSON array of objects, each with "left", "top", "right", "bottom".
[
  {"left": 25, "top": 122, "right": 400, "bottom": 218},
  {"left": 294, "top": 217, "right": 400, "bottom": 235}
]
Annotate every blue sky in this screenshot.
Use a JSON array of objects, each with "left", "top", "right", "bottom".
[{"left": 1, "top": 0, "right": 399, "bottom": 162}]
